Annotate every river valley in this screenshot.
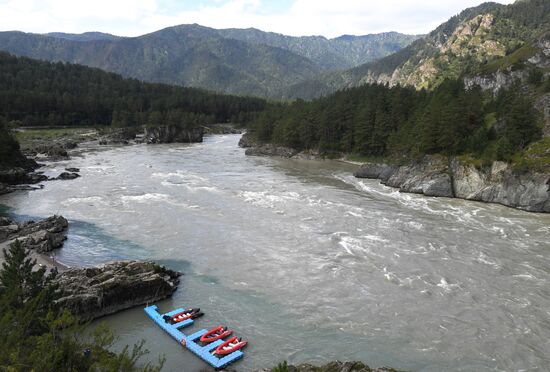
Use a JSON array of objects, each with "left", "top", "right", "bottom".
[{"left": 1, "top": 134, "right": 549, "bottom": 371}]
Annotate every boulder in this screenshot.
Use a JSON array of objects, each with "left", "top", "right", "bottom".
[
  {"left": 238, "top": 133, "right": 258, "bottom": 148},
  {"left": 32, "top": 144, "right": 69, "bottom": 160},
  {"left": 63, "top": 141, "right": 78, "bottom": 150},
  {"left": 26, "top": 172, "right": 48, "bottom": 184},
  {"left": 0, "top": 167, "right": 30, "bottom": 184},
  {"left": 55, "top": 172, "right": 80, "bottom": 180},
  {"left": 145, "top": 125, "right": 204, "bottom": 144},
  {"left": 53, "top": 261, "right": 181, "bottom": 321},
  {"left": 65, "top": 167, "right": 80, "bottom": 173},
  {"left": 0, "top": 224, "right": 20, "bottom": 241},
  {"left": 0, "top": 215, "right": 69, "bottom": 252},
  {"left": 18, "top": 215, "right": 69, "bottom": 252},
  {"left": 266, "top": 361, "right": 402, "bottom": 372}
]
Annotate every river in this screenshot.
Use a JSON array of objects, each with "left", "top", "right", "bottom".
[{"left": 1, "top": 134, "right": 550, "bottom": 371}]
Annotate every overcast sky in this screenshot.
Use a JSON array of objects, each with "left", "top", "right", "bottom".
[{"left": 0, "top": 0, "right": 516, "bottom": 38}]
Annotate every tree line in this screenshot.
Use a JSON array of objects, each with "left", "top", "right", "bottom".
[
  {"left": 249, "top": 78, "right": 542, "bottom": 162},
  {"left": 0, "top": 52, "right": 266, "bottom": 128}
]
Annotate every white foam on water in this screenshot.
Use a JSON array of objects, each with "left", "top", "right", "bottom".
[
  {"left": 121, "top": 193, "right": 170, "bottom": 203},
  {"left": 239, "top": 190, "right": 303, "bottom": 209},
  {"left": 153, "top": 170, "right": 220, "bottom": 193},
  {"left": 62, "top": 196, "right": 105, "bottom": 206},
  {"left": 346, "top": 210, "right": 364, "bottom": 218},
  {"left": 491, "top": 226, "right": 508, "bottom": 238},
  {"left": 475, "top": 252, "right": 500, "bottom": 268},
  {"left": 407, "top": 221, "right": 423, "bottom": 230},
  {"left": 512, "top": 273, "right": 539, "bottom": 281},
  {"left": 437, "top": 278, "right": 460, "bottom": 292},
  {"left": 363, "top": 234, "right": 389, "bottom": 243}
]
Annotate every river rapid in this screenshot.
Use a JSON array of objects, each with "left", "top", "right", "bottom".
[{"left": 1, "top": 134, "right": 550, "bottom": 371}]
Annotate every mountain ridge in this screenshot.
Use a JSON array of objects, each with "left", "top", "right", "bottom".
[
  {"left": 0, "top": 24, "right": 419, "bottom": 98},
  {"left": 287, "top": 0, "right": 550, "bottom": 99}
]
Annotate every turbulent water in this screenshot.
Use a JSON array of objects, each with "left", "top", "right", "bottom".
[{"left": 1, "top": 134, "right": 550, "bottom": 371}]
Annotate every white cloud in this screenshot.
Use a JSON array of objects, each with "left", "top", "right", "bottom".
[{"left": 0, "top": 0, "right": 517, "bottom": 37}]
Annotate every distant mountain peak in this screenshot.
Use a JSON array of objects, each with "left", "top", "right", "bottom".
[{"left": 45, "top": 31, "right": 121, "bottom": 42}]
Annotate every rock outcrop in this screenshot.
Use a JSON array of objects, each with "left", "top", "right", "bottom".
[
  {"left": 145, "top": 125, "right": 204, "bottom": 144},
  {"left": 238, "top": 132, "right": 258, "bottom": 148},
  {"left": 0, "top": 215, "right": 69, "bottom": 252},
  {"left": 0, "top": 146, "right": 44, "bottom": 191},
  {"left": 245, "top": 144, "right": 299, "bottom": 158},
  {"left": 30, "top": 144, "right": 69, "bottom": 160},
  {"left": 54, "top": 172, "right": 80, "bottom": 180},
  {"left": 204, "top": 124, "right": 243, "bottom": 135},
  {"left": 53, "top": 261, "right": 181, "bottom": 321},
  {"left": 261, "top": 361, "right": 401, "bottom": 372},
  {"left": 240, "top": 133, "right": 324, "bottom": 160},
  {"left": 354, "top": 156, "right": 550, "bottom": 212}
]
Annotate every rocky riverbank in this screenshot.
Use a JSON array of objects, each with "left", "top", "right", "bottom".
[
  {"left": 0, "top": 214, "right": 181, "bottom": 321},
  {"left": 354, "top": 155, "right": 550, "bottom": 213},
  {"left": 144, "top": 125, "right": 204, "bottom": 144},
  {"left": 239, "top": 133, "right": 323, "bottom": 160},
  {"left": 240, "top": 134, "right": 550, "bottom": 213},
  {"left": 260, "top": 361, "right": 402, "bottom": 372}
]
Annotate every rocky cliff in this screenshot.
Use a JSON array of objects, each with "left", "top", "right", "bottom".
[
  {"left": 354, "top": 156, "right": 550, "bottom": 213},
  {"left": 144, "top": 125, "right": 204, "bottom": 144},
  {"left": 53, "top": 261, "right": 181, "bottom": 321}
]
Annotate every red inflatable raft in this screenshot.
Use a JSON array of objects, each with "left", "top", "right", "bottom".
[
  {"left": 200, "top": 326, "right": 233, "bottom": 343},
  {"left": 213, "top": 337, "right": 248, "bottom": 356},
  {"left": 170, "top": 308, "right": 202, "bottom": 323}
]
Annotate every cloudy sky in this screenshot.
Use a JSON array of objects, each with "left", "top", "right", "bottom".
[{"left": 0, "top": 0, "right": 516, "bottom": 38}]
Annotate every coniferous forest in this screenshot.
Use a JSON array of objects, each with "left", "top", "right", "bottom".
[
  {"left": 0, "top": 52, "right": 266, "bottom": 129},
  {"left": 249, "top": 79, "right": 543, "bottom": 163},
  {"left": 0, "top": 50, "right": 545, "bottom": 167}
]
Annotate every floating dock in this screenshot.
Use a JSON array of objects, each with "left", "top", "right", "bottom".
[{"left": 144, "top": 305, "right": 244, "bottom": 369}]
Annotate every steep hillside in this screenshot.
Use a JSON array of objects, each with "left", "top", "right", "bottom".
[
  {"left": 289, "top": 0, "right": 550, "bottom": 99},
  {"left": 0, "top": 52, "right": 266, "bottom": 128},
  {"left": 215, "top": 28, "right": 420, "bottom": 70},
  {"left": 0, "top": 26, "right": 319, "bottom": 98},
  {"left": 0, "top": 25, "right": 417, "bottom": 98}
]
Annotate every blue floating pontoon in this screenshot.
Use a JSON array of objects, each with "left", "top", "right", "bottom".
[{"left": 144, "top": 305, "right": 244, "bottom": 369}]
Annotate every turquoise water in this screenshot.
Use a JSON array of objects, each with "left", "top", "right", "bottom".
[{"left": 1, "top": 134, "right": 550, "bottom": 371}]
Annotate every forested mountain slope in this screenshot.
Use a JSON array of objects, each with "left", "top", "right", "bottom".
[
  {"left": 0, "top": 25, "right": 417, "bottom": 98},
  {"left": 0, "top": 52, "right": 266, "bottom": 128},
  {"left": 288, "top": 0, "right": 550, "bottom": 99}
]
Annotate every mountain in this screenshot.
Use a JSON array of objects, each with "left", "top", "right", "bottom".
[
  {"left": 0, "top": 51, "right": 266, "bottom": 128},
  {"left": 0, "top": 25, "right": 418, "bottom": 98},
  {"left": 288, "top": 0, "right": 550, "bottom": 99},
  {"left": 45, "top": 32, "right": 121, "bottom": 42},
  {"left": 212, "top": 28, "right": 420, "bottom": 70}
]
